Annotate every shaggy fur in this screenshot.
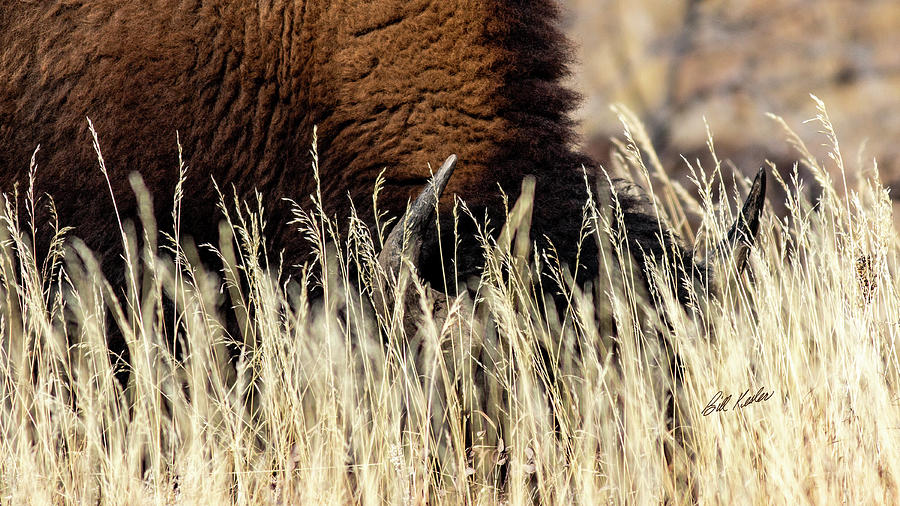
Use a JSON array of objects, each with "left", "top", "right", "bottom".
[
  {"left": 0, "top": 0, "right": 594, "bottom": 288},
  {"left": 1, "top": 5, "right": 764, "bottom": 495}
]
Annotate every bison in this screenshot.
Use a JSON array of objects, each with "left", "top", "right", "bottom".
[
  {"left": 0, "top": 0, "right": 597, "bottom": 285},
  {"left": 0, "top": 1, "right": 765, "bottom": 366},
  {"left": 0, "top": 0, "right": 767, "bottom": 498}
]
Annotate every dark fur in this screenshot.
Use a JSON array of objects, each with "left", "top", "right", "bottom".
[
  {"left": 0, "top": 0, "right": 594, "bottom": 289},
  {"left": 1, "top": 4, "right": 762, "bottom": 496}
]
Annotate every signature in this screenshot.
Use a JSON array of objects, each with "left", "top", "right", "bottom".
[{"left": 701, "top": 387, "right": 775, "bottom": 416}]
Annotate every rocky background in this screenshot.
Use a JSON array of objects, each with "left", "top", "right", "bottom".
[{"left": 561, "top": 0, "right": 900, "bottom": 222}]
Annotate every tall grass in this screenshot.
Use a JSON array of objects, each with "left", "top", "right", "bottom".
[{"left": 2, "top": 100, "right": 899, "bottom": 504}]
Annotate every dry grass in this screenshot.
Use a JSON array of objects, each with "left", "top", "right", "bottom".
[{"left": 2, "top": 101, "right": 900, "bottom": 504}]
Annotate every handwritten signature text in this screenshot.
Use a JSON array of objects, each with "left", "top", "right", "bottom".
[{"left": 702, "top": 387, "right": 775, "bottom": 416}]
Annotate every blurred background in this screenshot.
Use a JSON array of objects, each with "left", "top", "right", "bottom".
[{"left": 559, "top": 0, "right": 900, "bottom": 221}]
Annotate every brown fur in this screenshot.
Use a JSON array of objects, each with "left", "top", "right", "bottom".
[
  {"left": 0, "top": 0, "right": 593, "bottom": 286},
  {"left": 1, "top": 6, "right": 765, "bottom": 494}
]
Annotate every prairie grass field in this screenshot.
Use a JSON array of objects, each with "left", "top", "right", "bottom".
[{"left": 2, "top": 102, "right": 899, "bottom": 504}]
